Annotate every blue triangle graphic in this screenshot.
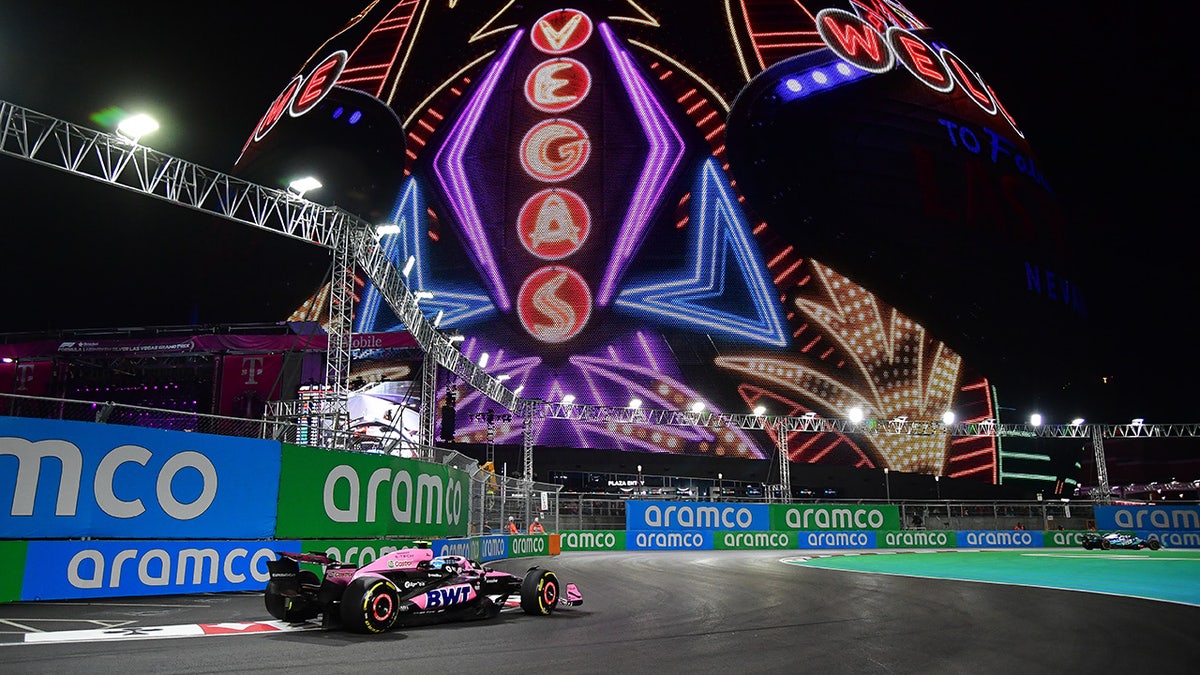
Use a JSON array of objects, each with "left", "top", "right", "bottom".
[
  {"left": 614, "top": 159, "right": 789, "bottom": 347},
  {"left": 356, "top": 177, "right": 495, "bottom": 333}
]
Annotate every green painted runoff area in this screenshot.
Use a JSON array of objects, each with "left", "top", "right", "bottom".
[{"left": 789, "top": 550, "right": 1200, "bottom": 606}]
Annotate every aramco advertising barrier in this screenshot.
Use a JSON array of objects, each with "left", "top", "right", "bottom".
[
  {"left": 0, "top": 417, "right": 280, "bottom": 539},
  {"left": 1095, "top": 505, "right": 1200, "bottom": 549},
  {"left": 274, "top": 443, "right": 471, "bottom": 540}
]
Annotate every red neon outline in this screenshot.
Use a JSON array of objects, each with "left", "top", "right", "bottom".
[
  {"left": 941, "top": 49, "right": 998, "bottom": 115},
  {"left": 519, "top": 119, "right": 592, "bottom": 182},
  {"left": 290, "top": 51, "right": 347, "bottom": 118},
  {"left": 524, "top": 58, "right": 592, "bottom": 114},
  {"left": 530, "top": 9, "right": 593, "bottom": 55},
  {"left": 253, "top": 76, "right": 302, "bottom": 143},
  {"left": 517, "top": 265, "right": 593, "bottom": 343},
  {"left": 815, "top": 9, "right": 892, "bottom": 73},
  {"left": 889, "top": 29, "right": 952, "bottom": 92},
  {"left": 517, "top": 188, "right": 591, "bottom": 260}
]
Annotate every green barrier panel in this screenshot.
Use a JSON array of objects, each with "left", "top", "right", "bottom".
[
  {"left": 509, "top": 535, "right": 556, "bottom": 558},
  {"left": 1, "top": 540, "right": 27, "bottom": 602},
  {"left": 1042, "top": 531, "right": 1099, "bottom": 548},
  {"left": 559, "top": 530, "right": 626, "bottom": 551},
  {"left": 276, "top": 444, "right": 470, "bottom": 539},
  {"left": 877, "top": 530, "right": 957, "bottom": 548},
  {"left": 771, "top": 504, "right": 900, "bottom": 531},
  {"left": 714, "top": 531, "right": 797, "bottom": 550}
]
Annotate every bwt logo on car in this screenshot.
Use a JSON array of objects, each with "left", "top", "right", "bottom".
[
  {"left": 424, "top": 584, "right": 473, "bottom": 607},
  {"left": 323, "top": 466, "right": 463, "bottom": 525},
  {"left": 2, "top": 437, "right": 217, "bottom": 519},
  {"left": 642, "top": 504, "right": 754, "bottom": 529},
  {"left": 511, "top": 537, "right": 546, "bottom": 556},
  {"left": 67, "top": 546, "right": 275, "bottom": 589},
  {"left": 784, "top": 507, "right": 886, "bottom": 530}
]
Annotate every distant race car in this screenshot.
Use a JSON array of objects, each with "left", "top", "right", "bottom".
[
  {"left": 265, "top": 542, "right": 582, "bottom": 633},
  {"left": 1081, "top": 531, "right": 1162, "bottom": 551}
]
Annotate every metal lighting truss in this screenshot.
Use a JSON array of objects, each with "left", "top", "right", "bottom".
[{"left": 4, "top": 100, "right": 1197, "bottom": 502}]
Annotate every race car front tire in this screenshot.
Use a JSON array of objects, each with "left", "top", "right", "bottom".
[
  {"left": 520, "top": 569, "right": 560, "bottom": 616},
  {"left": 340, "top": 577, "right": 400, "bottom": 633},
  {"left": 1099, "top": 538, "right": 1112, "bottom": 550},
  {"left": 264, "top": 570, "right": 321, "bottom": 622},
  {"left": 1147, "top": 539, "right": 1162, "bottom": 550}
]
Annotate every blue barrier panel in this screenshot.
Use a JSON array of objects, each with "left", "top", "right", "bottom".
[
  {"left": 478, "top": 535, "right": 508, "bottom": 561},
  {"left": 21, "top": 539, "right": 298, "bottom": 600},
  {"left": 626, "top": 501, "right": 769, "bottom": 531},
  {"left": 626, "top": 530, "right": 713, "bottom": 550},
  {"left": 796, "top": 531, "right": 876, "bottom": 549},
  {"left": 1135, "top": 531, "right": 1200, "bottom": 548},
  {"left": 1, "top": 417, "right": 281, "bottom": 539},
  {"left": 1096, "top": 505, "right": 1200, "bottom": 531},
  {"left": 433, "top": 538, "right": 481, "bottom": 560},
  {"left": 958, "top": 530, "right": 1043, "bottom": 548}
]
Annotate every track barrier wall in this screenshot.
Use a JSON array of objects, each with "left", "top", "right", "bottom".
[{"left": 4, "top": 420, "right": 1199, "bottom": 601}]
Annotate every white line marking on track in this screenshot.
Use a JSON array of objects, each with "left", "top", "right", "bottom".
[
  {"left": 0, "top": 620, "right": 42, "bottom": 633},
  {"left": 9, "top": 620, "right": 321, "bottom": 646}
]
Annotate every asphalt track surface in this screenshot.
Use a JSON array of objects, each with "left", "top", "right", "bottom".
[{"left": 2, "top": 550, "right": 1198, "bottom": 674}]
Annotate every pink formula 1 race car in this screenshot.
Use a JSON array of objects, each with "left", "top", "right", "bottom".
[{"left": 264, "top": 542, "right": 582, "bottom": 633}]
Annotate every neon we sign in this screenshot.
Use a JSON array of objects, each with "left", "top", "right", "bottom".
[
  {"left": 815, "top": 9, "right": 1024, "bottom": 138},
  {"left": 252, "top": 50, "right": 348, "bottom": 143}
]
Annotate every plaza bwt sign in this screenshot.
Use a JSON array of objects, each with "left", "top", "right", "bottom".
[
  {"left": 0, "top": 417, "right": 281, "bottom": 539},
  {"left": 20, "top": 539, "right": 298, "bottom": 600}
]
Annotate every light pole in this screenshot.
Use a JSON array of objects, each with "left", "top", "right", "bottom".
[
  {"left": 884, "top": 467, "right": 891, "bottom": 503},
  {"left": 637, "top": 465, "right": 643, "bottom": 498},
  {"left": 935, "top": 474, "right": 941, "bottom": 500},
  {"left": 718, "top": 472, "right": 723, "bottom": 501}
]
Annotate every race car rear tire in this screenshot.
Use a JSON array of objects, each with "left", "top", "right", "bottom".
[
  {"left": 1099, "top": 538, "right": 1111, "bottom": 550},
  {"left": 1148, "top": 539, "right": 1162, "bottom": 550},
  {"left": 264, "top": 570, "right": 321, "bottom": 622},
  {"left": 520, "top": 569, "right": 560, "bottom": 616},
  {"left": 1082, "top": 541, "right": 1093, "bottom": 550},
  {"left": 340, "top": 577, "right": 400, "bottom": 633}
]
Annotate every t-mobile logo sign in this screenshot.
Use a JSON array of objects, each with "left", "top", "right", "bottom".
[
  {"left": 240, "top": 357, "right": 265, "bottom": 385},
  {"left": 15, "top": 364, "right": 36, "bottom": 391}
]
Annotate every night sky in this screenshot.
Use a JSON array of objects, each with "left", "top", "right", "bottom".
[{"left": 0, "top": 2, "right": 1194, "bottom": 423}]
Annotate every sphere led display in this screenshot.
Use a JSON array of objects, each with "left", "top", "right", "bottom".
[{"left": 234, "top": 1, "right": 1087, "bottom": 484}]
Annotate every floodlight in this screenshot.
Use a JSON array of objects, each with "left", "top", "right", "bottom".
[
  {"left": 116, "top": 113, "right": 159, "bottom": 142},
  {"left": 287, "top": 176, "right": 322, "bottom": 198}
]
